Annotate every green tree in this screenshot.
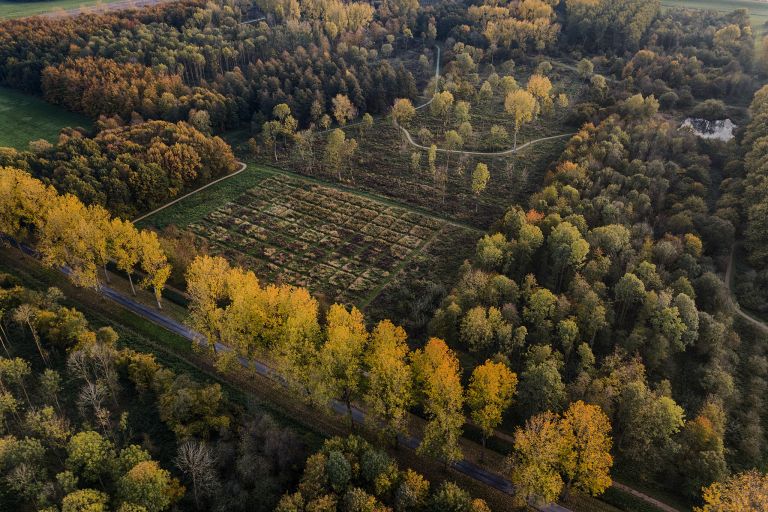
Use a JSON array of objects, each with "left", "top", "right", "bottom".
[{"left": 117, "top": 460, "right": 183, "bottom": 512}]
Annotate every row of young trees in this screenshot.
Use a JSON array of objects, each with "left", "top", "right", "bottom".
[
  {"left": 184, "top": 254, "right": 618, "bottom": 505},
  {"left": 0, "top": 167, "right": 170, "bottom": 304}
]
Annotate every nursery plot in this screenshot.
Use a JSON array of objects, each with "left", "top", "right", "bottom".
[{"left": 186, "top": 174, "right": 479, "bottom": 310}]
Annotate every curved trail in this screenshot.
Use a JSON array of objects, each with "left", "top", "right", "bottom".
[
  {"left": 397, "top": 123, "right": 574, "bottom": 156},
  {"left": 726, "top": 246, "right": 768, "bottom": 333}
]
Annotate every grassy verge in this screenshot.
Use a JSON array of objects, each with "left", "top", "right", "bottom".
[{"left": 0, "top": 87, "right": 91, "bottom": 149}]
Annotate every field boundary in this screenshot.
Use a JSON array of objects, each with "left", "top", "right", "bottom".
[{"left": 133, "top": 161, "right": 247, "bottom": 223}]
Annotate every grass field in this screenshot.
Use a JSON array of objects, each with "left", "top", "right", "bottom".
[
  {"left": 140, "top": 165, "right": 479, "bottom": 324},
  {"left": 662, "top": 0, "right": 768, "bottom": 36},
  {"left": 0, "top": 0, "right": 121, "bottom": 18},
  {"left": 0, "top": 87, "right": 90, "bottom": 149}
]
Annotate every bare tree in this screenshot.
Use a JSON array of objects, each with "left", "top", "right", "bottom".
[
  {"left": 175, "top": 441, "right": 219, "bottom": 509},
  {"left": 13, "top": 305, "right": 48, "bottom": 366}
]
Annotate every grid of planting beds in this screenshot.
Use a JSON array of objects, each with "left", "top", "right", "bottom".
[{"left": 187, "top": 174, "right": 478, "bottom": 307}]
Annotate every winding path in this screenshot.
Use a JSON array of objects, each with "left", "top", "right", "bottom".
[{"left": 726, "top": 245, "right": 768, "bottom": 333}]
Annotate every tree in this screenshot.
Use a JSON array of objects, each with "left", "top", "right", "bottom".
[
  {"left": 185, "top": 255, "right": 230, "bottom": 352},
  {"left": 319, "top": 304, "right": 368, "bottom": 430},
  {"left": 504, "top": 90, "right": 537, "bottom": 148},
  {"left": 547, "top": 222, "right": 589, "bottom": 291},
  {"left": 13, "top": 305, "right": 48, "bottom": 366},
  {"left": 158, "top": 374, "right": 230, "bottom": 440},
  {"left": 527, "top": 74, "right": 553, "bottom": 113},
  {"left": 66, "top": 431, "right": 115, "bottom": 484},
  {"left": 332, "top": 94, "right": 357, "bottom": 126},
  {"left": 175, "top": 441, "right": 218, "bottom": 510},
  {"left": 430, "top": 91, "right": 454, "bottom": 128},
  {"left": 38, "top": 196, "right": 110, "bottom": 289},
  {"left": 62, "top": 489, "right": 109, "bottom": 512},
  {"left": 696, "top": 470, "right": 768, "bottom": 512},
  {"left": 138, "top": 230, "right": 171, "bottom": 309},
  {"left": 109, "top": 218, "right": 141, "bottom": 295},
  {"left": 559, "top": 401, "right": 613, "bottom": 499},
  {"left": 576, "top": 59, "right": 594, "bottom": 79},
  {"left": 471, "top": 163, "right": 490, "bottom": 212},
  {"left": 392, "top": 98, "right": 416, "bottom": 127},
  {"left": 364, "top": 319, "right": 413, "bottom": 447},
  {"left": 412, "top": 338, "right": 464, "bottom": 468},
  {"left": 508, "top": 411, "right": 566, "bottom": 507},
  {"left": 615, "top": 380, "right": 684, "bottom": 478},
  {"left": 117, "top": 460, "right": 183, "bottom": 512},
  {"left": 466, "top": 360, "right": 517, "bottom": 457},
  {"left": 324, "top": 129, "right": 358, "bottom": 181}
]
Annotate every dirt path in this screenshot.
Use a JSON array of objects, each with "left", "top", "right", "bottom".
[
  {"left": 726, "top": 245, "right": 768, "bottom": 333},
  {"left": 132, "top": 161, "right": 247, "bottom": 223}
]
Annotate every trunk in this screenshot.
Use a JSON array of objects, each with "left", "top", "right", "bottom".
[
  {"left": 346, "top": 399, "right": 355, "bottom": 432},
  {"left": 103, "top": 263, "right": 110, "bottom": 284},
  {"left": 128, "top": 273, "right": 136, "bottom": 295},
  {"left": 28, "top": 323, "right": 48, "bottom": 366},
  {"left": 481, "top": 435, "right": 487, "bottom": 462},
  {"left": 154, "top": 287, "right": 162, "bottom": 309},
  {"left": 514, "top": 129, "right": 518, "bottom": 150}
]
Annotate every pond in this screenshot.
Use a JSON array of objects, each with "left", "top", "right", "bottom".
[{"left": 681, "top": 117, "right": 736, "bottom": 142}]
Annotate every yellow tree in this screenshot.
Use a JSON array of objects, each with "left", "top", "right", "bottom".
[
  {"left": 466, "top": 360, "right": 517, "bottom": 457},
  {"left": 471, "top": 163, "right": 490, "bottom": 212},
  {"left": 508, "top": 411, "right": 566, "bottom": 507},
  {"left": 0, "top": 167, "right": 55, "bottom": 244},
  {"left": 527, "top": 74, "right": 553, "bottom": 113},
  {"left": 138, "top": 230, "right": 171, "bottom": 309},
  {"left": 269, "top": 285, "right": 323, "bottom": 404},
  {"left": 504, "top": 89, "right": 537, "bottom": 149},
  {"left": 392, "top": 98, "right": 416, "bottom": 127},
  {"left": 220, "top": 266, "right": 263, "bottom": 358},
  {"left": 559, "top": 400, "right": 613, "bottom": 499},
  {"left": 109, "top": 218, "right": 141, "bottom": 295},
  {"left": 696, "top": 470, "right": 768, "bottom": 512},
  {"left": 186, "top": 255, "right": 230, "bottom": 352},
  {"left": 38, "top": 195, "right": 109, "bottom": 289},
  {"left": 412, "top": 338, "right": 464, "bottom": 468},
  {"left": 319, "top": 304, "right": 368, "bottom": 429},
  {"left": 364, "top": 319, "right": 413, "bottom": 447},
  {"left": 430, "top": 91, "right": 455, "bottom": 129},
  {"left": 332, "top": 94, "right": 357, "bottom": 126}
]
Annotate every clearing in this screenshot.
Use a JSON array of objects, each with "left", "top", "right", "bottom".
[
  {"left": 139, "top": 165, "right": 480, "bottom": 324},
  {"left": 0, "top": 86, "right": 90, "bottom": 149}
]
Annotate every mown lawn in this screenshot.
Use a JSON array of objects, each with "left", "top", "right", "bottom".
[
  {"left": 662, "top": 0, "right": 768, "bottom": 36},
  {"left": 0, "top": 0, "right": 121, "bottom": 18},
  {"left": 0, "top": 87, "right": 90, "bottom": 149}
]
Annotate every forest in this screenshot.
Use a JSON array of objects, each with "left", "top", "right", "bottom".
[{"left": 1, "top": 0, "right": 768, "bottom": 511}]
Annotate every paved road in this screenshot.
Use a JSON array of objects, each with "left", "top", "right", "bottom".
[
  {"left": 96, "top": 275, "right": 569, "bottom": 511},
  {"left": 7, "top": 236, "right": 567, "bottom": 512}
]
